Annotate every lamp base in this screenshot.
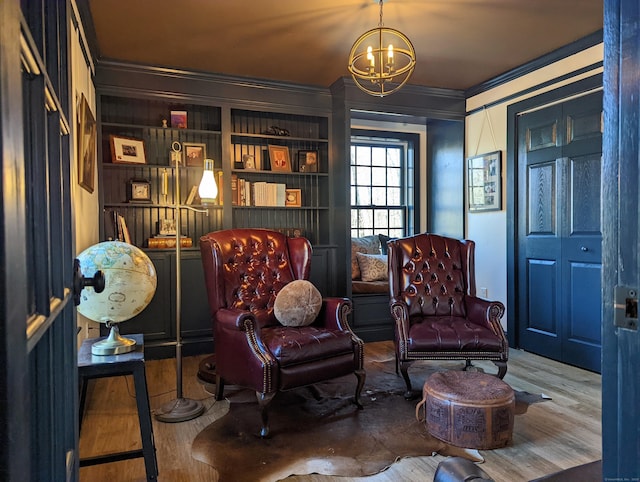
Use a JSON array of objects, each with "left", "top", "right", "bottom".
[
  {"left": 155, "top": 397, "right": 205, "bottom": 423},
  {"left": 92, "top": 324, "right": 136, "bottom": 355}
]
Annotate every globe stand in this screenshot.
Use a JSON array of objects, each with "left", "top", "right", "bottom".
[{"left": 91, "top": 322, "right": 136, "bottom": 356}]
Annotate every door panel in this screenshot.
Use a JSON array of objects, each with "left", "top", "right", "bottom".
[{"left": 518, "top": 91, "right": 602, "bottom": 372}]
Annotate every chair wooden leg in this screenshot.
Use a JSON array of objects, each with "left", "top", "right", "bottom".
[
  {"left": 256, "top": 391, "right": 276, "bottom": 438},
  {"left": 354, "top": 369, "right": 366, "bottom": 409},
  {"left": 214, "top": 374, "right": 225, "bottom": 401},
  {"left": 400, "top": 360, "right": 415, "bottom": 400},
  {"left": 494, "top": 361, "right": 508, "bottom": 379}
]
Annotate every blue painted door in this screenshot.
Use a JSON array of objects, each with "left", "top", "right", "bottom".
[{"left": 517, "top": 91, "right": 602, "bottom": 372}]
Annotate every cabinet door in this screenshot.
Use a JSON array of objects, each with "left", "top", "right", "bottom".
[
  {"left": 309, "top": 247, "right": 334, "bottom": 297},
  {"left": 179, "top": 251, "right": 213, "bottom": 338},
  {"left": 116, "top": 251, "right": 173, "bottom": 341}
]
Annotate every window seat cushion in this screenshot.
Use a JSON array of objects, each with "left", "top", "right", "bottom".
[{"left": 352, "top": 280, "right": 389, "bottom": 294}]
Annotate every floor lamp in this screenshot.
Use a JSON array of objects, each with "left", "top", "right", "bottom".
[{"left": 155, "top": 141, "right": 218, "bottom": 423}]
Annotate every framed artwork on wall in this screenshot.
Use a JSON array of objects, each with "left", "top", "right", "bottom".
[
  {"left": 77, "top": 93, "right": 96, "bottom": 193},
  {"left": 467, "top": 150, "right": 501, "bottom": 212}
]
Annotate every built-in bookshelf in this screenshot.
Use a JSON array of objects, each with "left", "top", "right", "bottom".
[
  {"left": 99, "top": 95, "right": 224, "bottom": 250},
  {"left": 229, "top": 108, "right": 330, "bottom": 245}
]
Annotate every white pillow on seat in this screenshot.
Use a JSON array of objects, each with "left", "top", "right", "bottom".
[{"left": 356, "top": 252, "right": 388, "bottom": 282}]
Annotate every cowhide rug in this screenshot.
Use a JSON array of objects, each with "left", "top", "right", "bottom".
[{"left": 191, "top": 358, "right": 547, "bottom": 482}]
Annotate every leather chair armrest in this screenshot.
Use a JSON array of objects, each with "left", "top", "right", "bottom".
[
  {"left": 466, "top": 296, "right": 506, "bottom": 336},
  {"left": 318, "top": 297, "right": 352, "bottom": 331},
  {"left": 390, "top": 298, "right": 410, "bottom": 336},
  {"left": 216, "top": 307, "right": 258, "bottom": 331}
]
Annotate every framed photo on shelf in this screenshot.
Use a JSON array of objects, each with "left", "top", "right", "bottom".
[
  {"left": 268, "top": 145, "right": 291, "bottom": 172},
  {"left": 297, "top": 150, "right": 318, "bottom": 173},
  {"left": 170, "top": 110, "right": 187, "bottom": 129},
  {"left": 77, "top": 93, "right": 96, "bottom": 193},
  {"left": 242, "top": 153, "right": 258, "bottom": 170},
  {"left": 285, "top": 188, "right": 302, "bottom": 207},
  {"left": 467, "top": 150, "right": 502, "bottom": 212},
  {"left": 183, "top": 142, "right": 206, "bottom": 167},
  {"left": 110, "top": 135, "right": 147, "bottom": 164},
  {"left": 158, "top": 218, "right": 177, "bottom": 236}
]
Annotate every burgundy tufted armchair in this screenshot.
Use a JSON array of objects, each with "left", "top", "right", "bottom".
[
  {"left": 200, "top": 228, "right": 365, "bottom": 437},
  {"left": 388, "top": 233, "right": 507, "bottom": 399}
]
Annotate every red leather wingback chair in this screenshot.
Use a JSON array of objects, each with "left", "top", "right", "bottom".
[
  {"left": 388, "top": 233, "right": 508, "bottom": 399},
  {"left": 200, "top": 228, "right": 365, "bottom": 437}
]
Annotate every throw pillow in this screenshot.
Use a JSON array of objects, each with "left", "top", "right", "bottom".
[
  {"left": 274, "top": 280, "right": 323, "bottom": 327},
  {"left": 356, "top": 252, "right": 388, "bottom": 282},
  {"left": 351, "top": 235, "right": 381, "bottom": 279},
  {"left": 378, "top": 234, "right": 396, "bottom": 255}
]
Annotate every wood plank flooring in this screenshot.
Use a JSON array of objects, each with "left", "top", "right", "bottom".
[{"left": 78, "top": 341, "right": 601, "bottom": 482}]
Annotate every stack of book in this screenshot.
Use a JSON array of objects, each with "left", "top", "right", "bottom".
[
  {"left": 232, "top": 175, "right": 286, "bottom": 206},
  {"left": 147, "top": 235, "right": 193, "bottom": 249}
]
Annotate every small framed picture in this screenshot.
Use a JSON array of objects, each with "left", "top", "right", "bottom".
[
  {"left": 297, "top": 150, "right": 318, "bottom": 172},
  {"left": 242, "top": 154, "right": 257, "bottom": 170},
  {"left": 268, "top": 145, "right": 291, "bottom": 172},
  {"left": 183, "top": 142, "right": 206, "bottom": 167},
  {"left": 170, "top": 110, "right": 187, "bottom": 129},
  {"left": 110, "top": 135, "right": 146, "bottom": 164},
  {"left": 158, "top": 218, "right": 177, "bottom": 236},
  {"left": 467, "top": 150, "right": 502, "bottom": 212},
  {"left": 285, "top": 188, "right": 302, "bottom": 207}
]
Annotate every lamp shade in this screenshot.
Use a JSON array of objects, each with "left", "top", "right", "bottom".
[{"left": 198, "top": 158, "right": 218, "bottom": 205}]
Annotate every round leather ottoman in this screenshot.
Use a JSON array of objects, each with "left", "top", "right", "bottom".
[{"left": 419, "top": 371, "right": 515, "bottom": 450}]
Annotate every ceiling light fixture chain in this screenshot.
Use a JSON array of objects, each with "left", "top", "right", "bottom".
[{"left": 347, "top": 0, "right": 416, "bottom": 97}]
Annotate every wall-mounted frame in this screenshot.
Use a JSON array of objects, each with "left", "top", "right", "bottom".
[
  {"left": 297, "top": 150, "right": 318, "bottom": 172},
  {"left": 77, "top": 93, "right": 96, "bottom": 192},
  {"left": 268, "top": 145, "right": 291, "bottom": 172},
  {"left": 183, "top": 142, "right": 206, "bottom": 167},
  {"left": 110, "top": 135, "right": 147, "bottom": 164},
  {"left": 467, "top": 150, "right": 501, "bottom": 212}
]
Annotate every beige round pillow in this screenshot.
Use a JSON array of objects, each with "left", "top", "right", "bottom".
[{"left": 274, "top": 280, "right": 322, "bottom": 327}]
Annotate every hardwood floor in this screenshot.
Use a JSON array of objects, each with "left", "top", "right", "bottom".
[{"left": 78, "top": 341, "right": 601, "bottom": 482}]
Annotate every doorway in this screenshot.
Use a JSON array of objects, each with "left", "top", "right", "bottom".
[{"left": 515, "top": 90, "right": 602, "bottom": 372}]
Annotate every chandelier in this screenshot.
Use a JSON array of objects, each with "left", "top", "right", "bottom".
[{"left": 347, "top": 0, "right": 416, "bottom": 97}]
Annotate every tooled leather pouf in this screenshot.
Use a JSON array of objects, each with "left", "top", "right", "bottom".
[{"left": 419, "top": 371, "right": 515, "bottom": 450}]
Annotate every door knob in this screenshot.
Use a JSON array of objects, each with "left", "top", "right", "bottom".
[
  {"left": 581, "top": 246, "right": 589, "bottom": 252},
  {"left": 73, "top": 258, "right": 105, "bottom": 306}
]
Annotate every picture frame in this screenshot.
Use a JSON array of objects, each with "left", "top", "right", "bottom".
[
  {"left": 242, "top": 153, "right": 258, "bottom": 170},
  {"left": 297, "top": 150, "right": 318, "bottom": 173},
  {"left": 467, "top": 150, "right": 502, "bottom": 212},
  {"left": 170, "top": 110, "right": 187, "bottom": 129},
  {"left": 77, "top": 93, "right": 97, "bottom": 193},
  {"left": 183, "top": 142, "right": 206, "bottom": 167},
  {"left": 285, "top": 188, "right": 302, "bottom": 207},
  {"left": 110, "top": 135, "right": 147, "bottom": 164},
  {"left": 268, "top": 145, "right": 291, "bottom": 172},
  {"left": 126, "top": 178, "right": 152, "bottom": 203},
  {"left": 158, "top": 218, "right": 177, "bottom": 236}
]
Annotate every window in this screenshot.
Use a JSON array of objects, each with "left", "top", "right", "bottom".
[{"left": 350, "top": 135, "right": 414, "bottom": 239}]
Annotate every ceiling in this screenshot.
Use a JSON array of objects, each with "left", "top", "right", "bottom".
[{"left": 83, "top": 0, "right": 603, "bottom": 92}]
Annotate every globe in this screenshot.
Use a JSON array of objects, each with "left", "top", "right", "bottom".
[{"left": 77, "top": 240, "right": 157, "bottom": 355}]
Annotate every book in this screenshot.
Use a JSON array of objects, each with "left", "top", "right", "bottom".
[
  {"left": 117, "top": 214, "right": 131, "bottom": 244},
  {"left": 185, "top": 185, "right": 198, "bottom": 205},
  {"left": 147, "top": 236, "right": 193, "bottom": 249},
  {"left": 231, "top": 174, "right": 238, "bottom": 206}
]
